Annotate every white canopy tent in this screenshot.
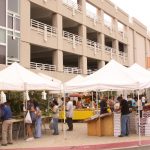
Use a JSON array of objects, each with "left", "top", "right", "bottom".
[
  {"left": 64, "top": 75, "right": 86, "bottom": 92},
  {"left": 128, "top": 63, "right": 150, "bottom": 89},
  {"left": 0, "top": 62, "right": 60, "bottom": 91},
  {"left": 38, "top": 73, "right": 62, "bottom": 91},
  {"left": 64, "top": 60, "right": 139, "bottom": 92}
]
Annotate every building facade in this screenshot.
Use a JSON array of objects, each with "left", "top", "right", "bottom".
[{"left": 0, "top": 0, "right": 150, "bottom": 81}]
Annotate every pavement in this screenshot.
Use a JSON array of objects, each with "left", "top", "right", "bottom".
[{"left": 1, "top": 123, "right": 150, "bottom": 150}]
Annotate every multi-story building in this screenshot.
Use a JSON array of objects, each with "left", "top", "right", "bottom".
[{"left": 0, "top": 0, "right": 150, "bottom": 81}]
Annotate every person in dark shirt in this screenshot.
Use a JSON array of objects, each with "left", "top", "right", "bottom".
[
  {"left": 100, "top": 98, "right": 108, "bottom": 114},
  {"left": 1, "top": 101, "right": 13, "bottom": 146},
  {"left": 119, "top": 98, "right": 130, "bottom": 137}
]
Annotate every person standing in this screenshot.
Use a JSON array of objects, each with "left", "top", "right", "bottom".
[
  {"left": 1, "top": 101, "right": 13, "bottom": 146},
  {"left": 25, "top": 100, "right": 36, "bottom": 141},
  {"left": 119, "top": 98, "right": 130, "bottom": 137},
  {"left": 66, "top": 97, "right": 73, "bottom": 131},
  {"left": 34, "top": 101, "right": 42, "bottom": 138},
  {"left": 100, "top": 98, "right": 108, "bottom": 114},
  {"left": 51, "top": 99, "right": 59, "bottom": 135}
]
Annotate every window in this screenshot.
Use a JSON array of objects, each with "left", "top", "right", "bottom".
[
  {"left": 8, "top": 0, "right": 20, "bottom": 14},
  {"left": 118, "top": 22, "right": 124, "bottom": 32},
  {"left": 8, "top": 12, "right": 20, "bottom": 31},
  {"left": 8, "top": 35, "right": 19, "bottom": 59},
  {"left": 0, "top": 45, "right": 6, "bottom": 64},
  {"left": 86, "top": 2, "right": 97, "bottom": 19},
  {"left": 0, "top": 0, "right": 6, "bottom": 27},
  {"left": 104, "top": 13, "right": 112, "bottom": 28},
  {"left": 0, "top": 28, "right": 6, "bottom": 43}
]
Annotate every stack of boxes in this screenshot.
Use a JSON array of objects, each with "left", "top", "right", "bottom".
[
  {"left": 144, "top": 112, "right": 150, "bottom": 136},
  {"left": 129, "top": 112, "right": 136, "bottom": 134},
  {"left": 114, "top": 113, "right": 121, "bottom": 137},
  {"left": 136, "top": 112, "right": 150, "bottom": 136}
]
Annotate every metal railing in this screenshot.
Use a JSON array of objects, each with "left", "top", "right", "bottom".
[
  {"left": 105, "top": 46, "right": 112, "bottom": 52},
  {"left": 119, "top": 51, "right": 127, "bottom": 57},
  {"left": 87, "top": 39, "right": 101, "bottom": 52},
  {"left": 7, "top": 57, "right": 20, "bottom": 65},
  {"left": 30, "top": 62, "right": 56, "bottom": 71},
  {"left": 63, "top": 31, "right": 82, "bottom": 45},
  {"left": 64, "top": 67, "right": 82, "bottom": 74},
  {"left": 62, "top": 0, "right": 82, "bottom": 12},
  {"left": 87, "top": 69, "right": 97, "bottom": 75},
  {"left": 30, "top": 19, "right": 57, "bottom": 36}
]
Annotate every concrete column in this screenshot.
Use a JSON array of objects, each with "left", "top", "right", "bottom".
[
  {"left": 20, "top": 0, "right": 30, "bottom": 42},
  {"left": 99, "top": 33, "right": 105, "bottom": 51},
  {"left": 20, "top": 42, "right": 30, "bottom": 68},
  {"left": 52, "top": 13, "right": 63, "bottom": 50},
  {"left": 53, "top": 50, "right": 63, "bottom": 72},
  {"left": 98, "top": 60, "right": 105, "bottom": 69},
  {"left": 79, "top": 0, "right": 86, "bottom": 23},
  {"left": 52, "top": 13, "right": 63, "bottom": 72},
  {"left": 78, "top": 25, "right": 87, "bottom": 55},
  {"left": 113, "top": 39, "right": 118, "bottom": 50},
  {"left": 133, "top": 31, "right": 137, "bottom": 62},
  {"left": 79, "top": 56, "right": 87, "bottom": 75}
]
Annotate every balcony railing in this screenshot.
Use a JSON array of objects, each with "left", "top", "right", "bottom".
[
  {"left": 62, "top": 0, "right": 82, "bottom": 13},
  {"left": 63, "top": 31, "right": 82, "bottom": 46},
  {"left": 31, "top": 19, "right": 57, "bottom": 36},
  {"left": 7, "top": 57, "right": 19, "bottom": 65},
  {"left": 30, "top": 62, "right": 56, "bottom": 71},
  {"left": 105, "top": 46, "right": 112, "bottom": 52},
  {"left": 87, "top": 69, "right": 97, "bottom": 75},
  {"left": 119, "top": 51, "right": 127, "bottom": 57},
  {"left": 64, "top": 67, "right": 82, "bottom": 74},
  {"left": 87, "top": 39, "right": 101, "bottom": 53}
]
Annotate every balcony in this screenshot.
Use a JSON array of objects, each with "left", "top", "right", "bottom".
[
  {"left": 31, "top": 19, "right": 57, "bottom": 36},
  {"left": 87, "top": 39, "right": 101, "bottom": 55},
  {"left": 30, "top": 19, "right": 57, "bottom": 48},
  {"left": 64, "top": 66, "right": 82, "bottom": 74},
  {"left": 7, "top": 57, "right": 20, "bottom": 65},
  {"left": 63, "top": 31, "right": 82, "bottom": 53},
  {"left": 30, "top": 62, "right": 56, "bottom": 71},
  {"left": 87, "top": 69, "right": 97, "bottom": 75}
]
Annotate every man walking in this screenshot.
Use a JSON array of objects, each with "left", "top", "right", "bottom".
[
  {"left": 66, "top": 97, "right": 73, "bottom": 131},
  {"left": 1, "top": 101, "right": 13, "bottom": 146}
]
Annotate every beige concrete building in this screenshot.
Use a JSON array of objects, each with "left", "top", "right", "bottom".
[{"left": 1, "top": 0, "right": 150, "bottom": 81}]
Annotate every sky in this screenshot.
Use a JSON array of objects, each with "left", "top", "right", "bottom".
[{"left": 110, "top": 0, "right": 150, "bottom": 30}]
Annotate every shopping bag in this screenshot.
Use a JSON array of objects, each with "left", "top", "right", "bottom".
[
  {"left": 49, "top": 119, "right": 54, "bottom": 130},
  {"left": 25, "top": 111, "right": 32, "bottom": 124}
]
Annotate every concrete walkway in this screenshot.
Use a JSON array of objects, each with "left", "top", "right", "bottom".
[{"left": 1, "top": 123, "right": 150, "bottom": 150}]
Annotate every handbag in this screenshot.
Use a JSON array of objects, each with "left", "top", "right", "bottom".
[
  {"left": 49, "top": 119, "right": 54, "bottom": 130},
  {"left": 25, "top": 111, "right": 32, "bottom": 124}
]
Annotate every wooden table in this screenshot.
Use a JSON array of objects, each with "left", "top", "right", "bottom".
[
  {"left": 86, "top": 113, "right": 114, "bottom": 136},
  {"left": 0, "top": 118, "right": 24, "bottom": 140}
]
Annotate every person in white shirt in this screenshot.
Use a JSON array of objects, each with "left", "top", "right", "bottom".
[
  {"left": 51, "top": 100, "right": 59, "bottom": 135},
  {"left": 66, "top": 97, "right": 73, "bottom": 131}
]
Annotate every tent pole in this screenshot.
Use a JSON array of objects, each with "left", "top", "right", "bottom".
[
  {"left": 91, "top": 91, "right": 93, "bottom": 108},
  {"left": 138, "top": 90, "right": 141, "bottom": 146},
  {"left": 96, "top": 90, "right": 99, "bottom": 114}
]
